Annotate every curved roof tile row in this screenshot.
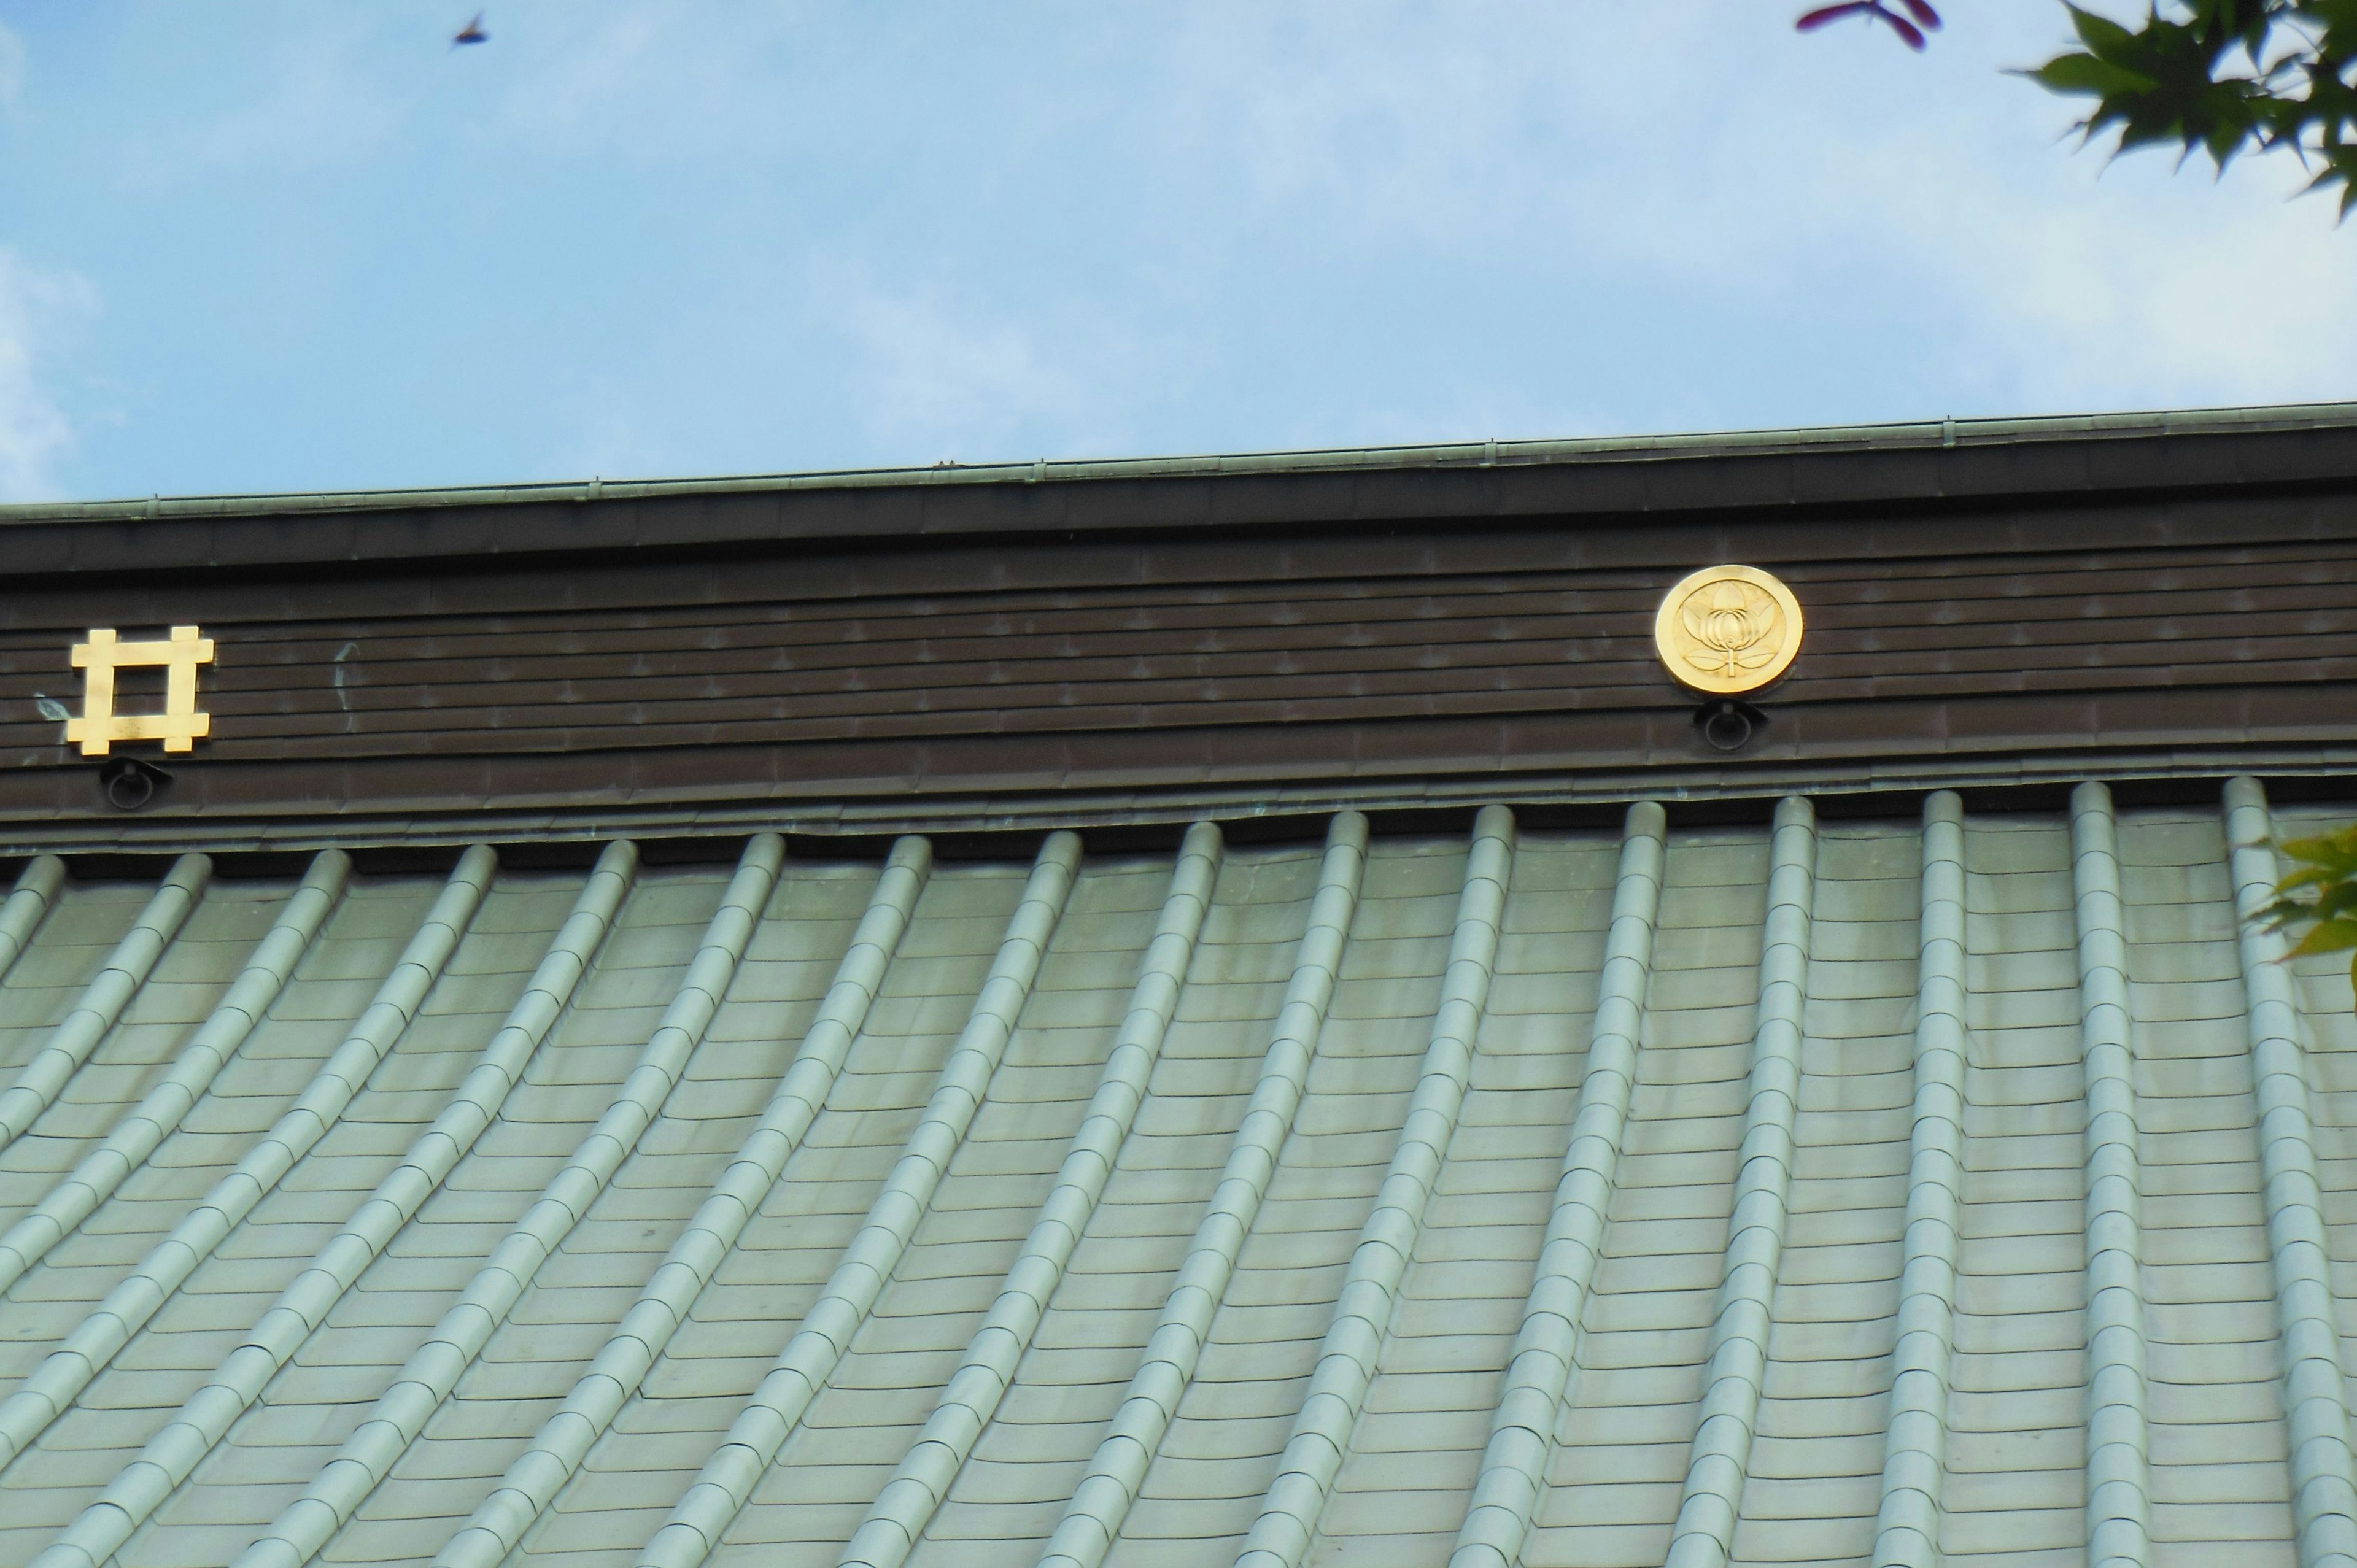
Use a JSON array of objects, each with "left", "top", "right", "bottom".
[{"left": 0, "top": 779, "right": 2353, "bottom": 1568}]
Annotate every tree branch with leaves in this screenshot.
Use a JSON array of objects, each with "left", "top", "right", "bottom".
[
  {"left": 2260, "top": 824, "right": 2357, "bottom": 988},
  {"left": 1798, "top": 1, "right": 2357, "bottom": 214}
]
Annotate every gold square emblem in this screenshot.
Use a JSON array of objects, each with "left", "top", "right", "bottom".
[{"left": 64, "top": 626, "right": 216, "bottom": 756}]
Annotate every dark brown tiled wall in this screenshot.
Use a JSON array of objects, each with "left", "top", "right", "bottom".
[{"left": 0, "top": 419, "right": 2353, "bottom": 830}]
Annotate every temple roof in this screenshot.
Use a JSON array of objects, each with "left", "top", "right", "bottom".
[
  {"left": 1, "top": 405, "right": 2355, "bottom": 1568},
  {"left": 0, "top": 778, "right": 2350, "bottom": 1568}
]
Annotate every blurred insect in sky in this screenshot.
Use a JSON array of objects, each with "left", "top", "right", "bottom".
[
  {"left": 453, "top": 12, "right": 489, "bottom": 46},
  {"left": 1794, "top": 0, "right": 1941, "bottom": 51}
]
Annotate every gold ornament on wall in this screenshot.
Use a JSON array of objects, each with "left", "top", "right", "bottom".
[
  {"left": 1654, "top": 566, "right": 1803, "bottom": 695},
  {"left": 65, "top": 626, "right": 215, "bottom": 757}
]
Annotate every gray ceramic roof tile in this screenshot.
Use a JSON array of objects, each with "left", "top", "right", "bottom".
[{"left": 2, "top": 792, "right": 2355, "bottom": 1568}]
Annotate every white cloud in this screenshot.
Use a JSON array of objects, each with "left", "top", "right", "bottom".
[
  {"left": 0, "top": 249, "right": 99, "bottom": 503},
  {"left": 178, "top": 26, "right": 415, "bottom": 174},
  {"left": 1848, "top": 153, "right": 2356, "bottom": 410},
  {"left": 1717, "top": 9, "right": 2357, "bottom": 414},
  {"left": 1231, "top": 0, "right": 2357, "bottom": 423},
  {"left": 488, "top": 7, "right": 746, "bottom": 152},
  {"left": 22, "top": 1, "right": 2352, "bottom": 496},
  {"left": 0, "top": 20, "right": 25, "bottom": 112},
  {"left": 827, "top": 274, "right": 1100, "bottom": 461}
]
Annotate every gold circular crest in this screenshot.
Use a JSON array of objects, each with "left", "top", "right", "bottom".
[{"left": 1654, "top": 565, "right": 1804, "bottom": 695}]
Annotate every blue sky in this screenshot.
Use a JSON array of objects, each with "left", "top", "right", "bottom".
[{"left": 0, "top": 2, "right": 2350, "bottom": 502}]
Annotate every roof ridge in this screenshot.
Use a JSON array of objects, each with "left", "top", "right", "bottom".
[{"left": 7, "top": 399, "right": 2355, "bottom": 524}]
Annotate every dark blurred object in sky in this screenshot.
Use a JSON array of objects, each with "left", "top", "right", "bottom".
[
  {"left": 1795, "top": 0, "right": 1941, "bottom": 51},
  {"left": 453, "top": 13, "right": 489, "bottom": 47}
]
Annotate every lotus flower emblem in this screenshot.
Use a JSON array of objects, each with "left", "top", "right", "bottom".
[
  {"left": 1652, "top": 565, "right": 1805, "bottom": 695},
  {"left": 1679, "top": 580, "right": 1782, "bottom": 678}
]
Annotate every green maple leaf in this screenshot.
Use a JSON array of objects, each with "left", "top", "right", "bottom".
[
  {"left": 2026, "top": 1, "right": 2357, "bottom": 210},
  {"left": 2260, "top": 824, "right": 2357, "bottom": 988}
]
